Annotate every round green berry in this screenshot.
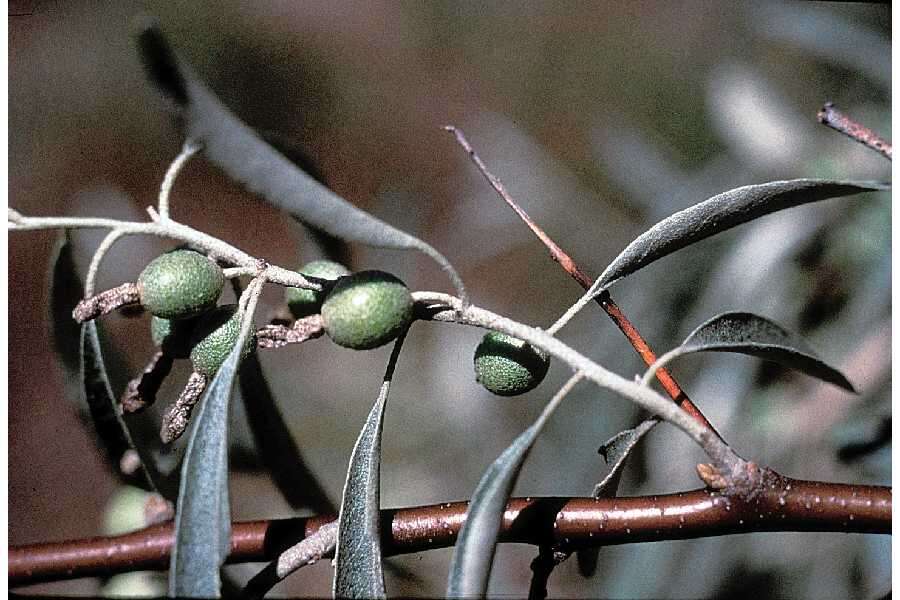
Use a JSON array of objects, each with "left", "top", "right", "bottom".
[
  {"left": 188, "top": 305, "right": 254, "bottom": 376},
  {"left": 321, "top": 270, "right": 414, "bottom": 350},
  {"left": 285, "top": 260, "right": 351, "bottom": 318},
  {"left": 150, "top": 315, "right": 198, "bottom": 359},
  {"left": 137, "top": 250, "right": 224, "bottom": 320},
  {"left": 474, "top": 331, "right": 550, "bottom": 396}
]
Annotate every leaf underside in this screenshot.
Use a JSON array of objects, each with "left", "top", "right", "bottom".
[
  {"left": 169, "top": 327, "right": 253, "bottom": 598},
  {"left": 447, "top": 375, "right": 581, "bottom": 598},
  {"left": 334, "top": 335, "right": 407, "bottom": 599}
]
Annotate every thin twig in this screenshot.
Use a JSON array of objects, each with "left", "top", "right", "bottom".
[
  {"left": 528, "top": 546, "right": 570, "bottom": 600},
  {"left": 8, "top": 212, "right": 320, "bottom": 291},
  {"left": 121, "top": 350, "right": 174, "bottom": 413},
  {"left": 243, "top": 520, "right": 339, "bottom": 599},
  {"left": 158, "top": 138, "right": 202, "bottom": 220},
  {"left": 415, "top": 292, "right": 743, "bottom": 484},
  {"left": 444, "top": 126, "right": 721, "bottom": 439},
  {"left": 9, "top": 482, "right": 890, "bottom": 586},
  {"left": 255, "top": 315, "right": 326, "bottom": 349},
  {"left": 818, "top": 102, "right": 892, "bottom": 161},
  {"left": 85, "top": 229, "right": 128, "bottom": 296},
  {"left": 72, "top": 282, "right": 141, "bottom": 323}
]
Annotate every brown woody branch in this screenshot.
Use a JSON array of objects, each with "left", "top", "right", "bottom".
[
  {"left": 10, "top": 478, "right": 889, "bottom": 587},
  {"left": 444, "top": 126, "right": 721, "bottom": 439},
  {"left": 818, "top": 102, "right": 892, "bottom": 161}
]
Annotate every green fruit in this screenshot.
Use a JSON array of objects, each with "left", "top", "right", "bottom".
[
  {"left": 150, "top": 315, "right": 198, "bottom": 359},
  {"left": 188, "top": 305, "right": 254, "bottom": 375},
  {"left": 474, "top": 331, "right": 550, "bottom": 396},
  {"left": 137, "top": 250, "right": 224, "bottom": 320},
  {"left": 321, "top": 270, "right": 414, "bottom": 350},
  {"left": 285, "top": 260, "right": 351, "bottom": 318}
]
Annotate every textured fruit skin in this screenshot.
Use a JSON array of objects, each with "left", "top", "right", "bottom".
[
  {"left": 150, "top": 315, "right": 198, "bottom": 359},
  {"left": 285, "top": 260, "right": 350, "bottom": 318},
  {"left": 474, "top": 331, "right": 550, "bottom": 396},
  {"left": 189, "top": 305, "right": 254, "bottom": 375},
  {"left": 137, "top": 250, "right": 224, "bottom": 319},
  {"left": 321, "top": 270, "right": 413, "bottom": 350}
]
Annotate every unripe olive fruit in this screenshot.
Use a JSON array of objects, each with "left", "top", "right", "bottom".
[
  {"left": 473, "top": 331, "right": 550, "bottom": 396},
  {"left": 320, "top": 270, "right": 414, "bottom": 350},
  {"left": 188, "top": 305, "right": 254, "bottom": 376},
  {"left": 285, "top": 260, "right": 351, "bottom": 318},
  {"left": 150, "top": 315, "right": 198, "bottom": 359},
  {"left": 137, "top": 250, "right": 225, "bottom": 320}
]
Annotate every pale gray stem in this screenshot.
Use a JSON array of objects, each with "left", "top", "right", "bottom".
[
  {"left": 412, "top": 291, "right": 744, "bottom": 478},
  {"left": 158, "top": 139, "right": 202, "bottom": 220}
]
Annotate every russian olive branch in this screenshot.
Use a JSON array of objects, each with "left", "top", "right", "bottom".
[
  {"left": 411, "top": 292, "right": 746, "bottom": 485},
  {"left": 6, "top": 201, "right": 746, "bottom": 484},
  {"left": 7, "top": 210, "right": 321, "bottom": 292},
  {"left": 10, "top": 481, "right": 890, "bottom": 586},
  {"left": 444, "top": 126, "right": 720, "bottom": 437}
]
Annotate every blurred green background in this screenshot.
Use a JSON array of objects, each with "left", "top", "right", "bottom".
[{"left": 9, "top": 2, "right": 890, "bottom": 598}]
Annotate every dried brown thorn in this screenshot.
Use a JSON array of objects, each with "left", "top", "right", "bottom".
[
  {"left": 160, "top": 371, "right": 208, "bottom": 443},
  {"left": 72, "top": 282, "right": 141, "bottom": 323},
  {"left": 255, "top": 315, "right": 325, "bottom": 349}
]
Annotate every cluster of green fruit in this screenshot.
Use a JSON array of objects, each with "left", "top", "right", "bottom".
[{"left": 107, "top": 249, "right": 551, "bottom": 398}]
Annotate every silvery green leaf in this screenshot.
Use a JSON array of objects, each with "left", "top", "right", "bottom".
[
  {"left": 593, "top": 418, "right": 658, "bottom": 498},
  {"left": 136, "top": 24, "right": 465, "bottom": 300},
  {"left": 578, "top": 418, "right": 658, "bottom": 578},
  {"left": 333, "top": 335, "right": 407, "bottom": 599},
  {"left": 447, "top": 374, "right": 582, "bottom": 598},
  {"left": 81, "top": 322, "right": 160, "bottom": 492},
  {"left": 595, "top": 179, "right": 888, "bottom": 291},
  {"left": 667, "top": 311, "right": 855, "bottom": 392},
  {"left": 169, "top": 316, "right": 256, "bottom": 598}
]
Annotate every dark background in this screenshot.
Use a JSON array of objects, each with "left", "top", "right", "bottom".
[{"left": 9, "top": 2, "right": 890, "bottom": 597}]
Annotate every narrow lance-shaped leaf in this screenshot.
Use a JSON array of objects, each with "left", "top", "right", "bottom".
[
  {"left": 334, "top": 333, "right": 408, "bottom": 599},
  {"left": 593, "top": 418, "right": 658, "bottom": 498},
  {"left": 596, "top": 179, "right": 887, "bottom": 292},
  {"left": 447, "top": 373, "right": 583, "bottom": 598},
  {"left": 53, "top": 231, "right": 164, "bottom": 493},
  {"left": 169, "top": 294, "right": 261, "bottom": 598},
  {"left": 651, "top": 311, "right": 855, "bottom": 392},
  {"left": 81, "top": 322, "right": 161, "bottom": 492},
  {"left": 136, "top": 24, "right": 466, "bottom": 302},
  {"left": 577, "top": 417, "right": 658, "bottom": 578}
]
